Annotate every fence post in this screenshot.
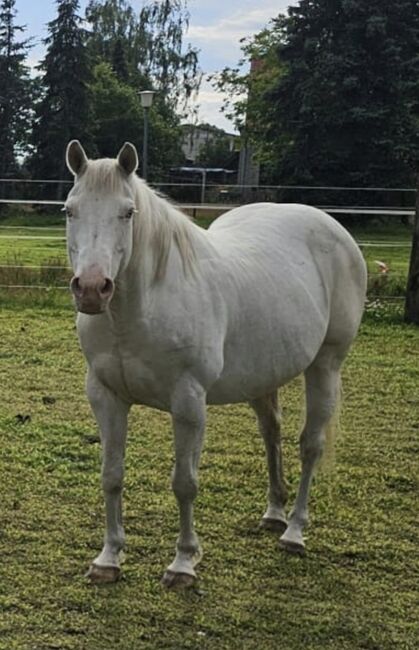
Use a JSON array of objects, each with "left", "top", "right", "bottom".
[
  {"left": 200, "top": 169, "right": 206, "bottom": 204},
  {"left": 405, "top": 173, "right": 419, "bottom": 324}
]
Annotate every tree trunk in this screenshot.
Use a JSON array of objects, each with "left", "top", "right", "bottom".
[{"left": 404, "top": 173, "right": 419, "bottom": 324}]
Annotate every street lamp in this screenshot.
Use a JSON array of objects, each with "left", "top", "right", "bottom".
[{"left": 139, "top": 90, "right": 155, "bottom": 181}]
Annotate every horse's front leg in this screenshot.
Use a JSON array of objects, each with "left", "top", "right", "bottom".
[
  {"left": 162, "top": 377, "right": 206, "bottom": 589},
  {"left": 85, "top": 369, "right": 130, "bottom": 584}
]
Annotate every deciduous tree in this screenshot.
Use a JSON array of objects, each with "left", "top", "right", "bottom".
[
  {"left": 214, "top": 1, "right": 419, "bottom": 187},
  {"left": 270, "top": 0, "right": 419, "bottom": 186},
  {"left": 90, "top": 62, "right": 183, "bottom": 178},
  {"left": 86, "top": 0, "right": 201, "bottom": 114},
  {"left": 211, "top": 18, "right": 286, "bottom": 183}
]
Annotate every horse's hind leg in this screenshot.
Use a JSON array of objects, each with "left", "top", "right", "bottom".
[
  {"left": 250, "top": 392, "right": 288, "bottom": 532},
  {"left": 162, "top": 376, "right": 206, "bottom": 589},
  {"left": 280, "top": 344, "right": 343, "bottom": 553}
]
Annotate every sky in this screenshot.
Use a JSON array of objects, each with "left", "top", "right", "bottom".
[{"left": 14, "top": 0, "right": 296, "bottom": 133}]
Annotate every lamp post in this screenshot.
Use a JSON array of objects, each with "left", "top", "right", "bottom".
[{"left": 139, "top": 90, "right": 155, "bottom": 181}]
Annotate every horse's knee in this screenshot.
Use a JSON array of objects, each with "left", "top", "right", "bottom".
[
  {"left": 172, "top": 468, "right": 198, "bottom": 502},
  {"left": 299, "top": 427, "right": 325, "bottom": 463},
  {"left": 102, "top": 465, "right": 123, "bottom": 494}
]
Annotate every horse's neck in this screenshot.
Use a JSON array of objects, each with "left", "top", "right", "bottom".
[{"left": 133, "top": 184, "right": 211, "bottom": 279}]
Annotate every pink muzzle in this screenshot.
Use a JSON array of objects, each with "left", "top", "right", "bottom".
[{"left": 70, "top": 269, "right": 114, "bottom": 314}]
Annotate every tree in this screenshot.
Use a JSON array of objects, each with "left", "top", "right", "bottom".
[
  {"left": 214, "top": 1, "right": 419, "bottom": 187},
  {"left": 0, "top": 0, "right": 32, "bottom": 178},
  {"left": 84, "top": 0, "right": 199, "bottom": 175},
  {"left": 85, "top": 0, "right": 201, "bottom": 114},
  {"left": 89, "top": 61, "right": 142, "bottom": 156},
  {"left": 30, "top": 0, "right": 93, "bottom": 184},
  {"left": 269, "top": 0, "right": 419, "bottom": 186},
  {"left": 85, "top": 0, "right": 136, "bottom": 70},
  {"left": 211, "top": 18, "right": 286, "bottom": 183},
  {"left": 212, "top": 19, "right": 285, "bottom": 134},
  {"left": 137, "top": 0, "right": 200, "bottom": 113},
  {"left": 90, "top": 63, "right": 183, "bottom": 178},
  {"left": 111, "top": 36, "right": 129, "bottom": 82}
]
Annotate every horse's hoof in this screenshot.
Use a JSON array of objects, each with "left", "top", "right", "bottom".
[
  {"left": 86, "top": 563, "right": 121, "bottom": 584},
  {"left": 260, "top": 517, "right": 288, "bottom": 533},
  {"left": 161, "top": 570, "right": 196, "bottom": 590},
  {"left": 278, "top": 538, "right": 306, "bottom": 556}
]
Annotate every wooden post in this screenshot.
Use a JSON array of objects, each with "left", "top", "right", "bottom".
[{"left": 405, "top": 173, "right": 419, "bottom": 324}]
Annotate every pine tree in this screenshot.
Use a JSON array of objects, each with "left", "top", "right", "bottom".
[
  {"left": 269, "top": 0, "right": 419, "bottom": 186},
  {"left": 0, "top": 0, "right": 32, "bottom": 179},
  {"left": 31, "top": 0, "right": 93, "bottom": 185}
]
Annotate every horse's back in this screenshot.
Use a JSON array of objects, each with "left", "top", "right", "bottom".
[
  {"left": 208, "top": 202, "right": 365, "bottom": 296},
  {"left": 209, "top": 202, "right": 357, "bottom": 251}
]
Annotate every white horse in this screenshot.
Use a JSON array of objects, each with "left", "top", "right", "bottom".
[{"left": 64, "top": 140, "right": 367, "bottom": 588}]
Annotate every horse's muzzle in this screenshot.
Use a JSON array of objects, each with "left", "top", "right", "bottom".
[{"left": 70, "top": 273, "right": 114, "bottom": 314}]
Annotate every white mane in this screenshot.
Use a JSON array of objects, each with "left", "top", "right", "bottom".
[
  {"left": 130, "top": 173, "right": 198, "bottom": 280},
  {"left": 82, "top": 159, "right": 198, "bottom": 281}
]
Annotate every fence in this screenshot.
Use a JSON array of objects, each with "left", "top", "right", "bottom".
[
  {"left": 0, "top": 182, "right": 415, "bottom": 298},
  {"left": 0, "top": 176, "right": 417, "bottom": 207}
]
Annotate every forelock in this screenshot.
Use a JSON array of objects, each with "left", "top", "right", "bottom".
[{"left": 80, "top": 159, "right": 128, "bottom": 193}]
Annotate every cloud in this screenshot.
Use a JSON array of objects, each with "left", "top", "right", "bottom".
[
  {"left": 195, "top": 99, "right": 237, "bottom": 134},
  {"left": 186, "top": 1, "right": 290, "bottom": 76},
  {"left": 189, "top": 7, "right": 276, "bottom": 45},
  {"left": 190, "top": 6, "right": 278, "bottom": 35},
  {"left": 189, "top": 79, "right": 242, "bottom": 134},
  {"left": 187, "top": 2, "right": 287, "bottom": 56}
]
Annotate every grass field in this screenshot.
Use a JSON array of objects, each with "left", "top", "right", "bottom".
[
  {"left": 0, "top": 209, "right": 418, "bottom": 649},
  {"left": 0, "top": 310, "right": 418, "bottom": 648}
]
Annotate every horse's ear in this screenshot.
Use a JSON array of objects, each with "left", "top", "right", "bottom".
[
  {"left": 117, "top": 142, "right": 138, "bottom": 176},
  {"left": 66, "top": 140, "right": 88, "bottom": 176}
]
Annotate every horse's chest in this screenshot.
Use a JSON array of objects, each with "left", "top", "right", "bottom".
[{"left": 91, "top": 350, "right": 170, "bottom": 409}]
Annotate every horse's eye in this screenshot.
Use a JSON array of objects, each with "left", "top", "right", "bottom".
[
  {"left": 121, "top": 208, "right": 135, "bottom": 220},
  {"left": 64, "top": 207, "right": 73, "bottom": 219}
]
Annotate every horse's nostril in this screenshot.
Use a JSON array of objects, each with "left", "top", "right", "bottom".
[
  {"left": 100, "top": 278, "right": 114, "bottom": 297},
  {"left": 70, "top": 276, "right": 82, "bottom": 296}
]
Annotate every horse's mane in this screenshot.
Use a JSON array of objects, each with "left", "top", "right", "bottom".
[{"left": 82, "top": 159, "right": 198, "bottom": 281}]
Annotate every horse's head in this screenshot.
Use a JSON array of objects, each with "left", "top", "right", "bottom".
[{"left": 65, "top": 140, "right": 138, "bottom": 314}]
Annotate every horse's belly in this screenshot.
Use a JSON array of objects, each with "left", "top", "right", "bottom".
[
  {"left": 208, "top": 298, "right": 328, "bottom": 404},
  {"left": 207, "top": 374, "right": 281, "bottom": 404},
  {"left": 207, "top": 336, "right": 320, "bottom": 404},
  {"left": 207, "top": 363, "right": 299, "bottom": 404}
]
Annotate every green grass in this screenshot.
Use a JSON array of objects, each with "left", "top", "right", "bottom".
[
  {"left": 0, "top": 301, "right": 418, "bottom": 649},
  {"left": 0, "top": 209, "right": 66, "bottom": 267},
  {"left": 349, "top": 222, "right": 412, "bottom": 296}
]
